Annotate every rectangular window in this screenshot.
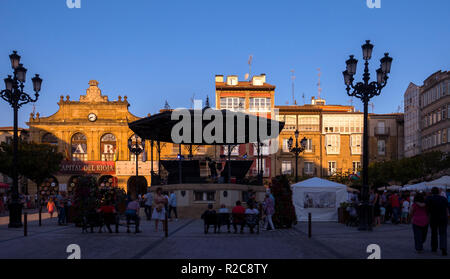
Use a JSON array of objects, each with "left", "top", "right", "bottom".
[
  {"left": 223, "top": 145, "right": 239, "bottom": 156},
  {"left": 377, "top": 140, "right": 386, "bottom": 156},
  {"left": 328, "top": 161, "right": 337, "bottom": 176},
  {"left": 304, "top": 139, "right": 313, "bottom": 152},
  {"left": 325, "top": 134, "right": 340, "bottom": 154},
  {"left": 249, "top": 98, "right": 271, "bottom": 112},
  {"left": 194, "top": 191, "right": 216, "bottom": 202},
  {"left": 282, "top": 138, "right": 290, "bottom": 152},
  {"left": 352, "top": 161, "right": 361, "bottom": 174},
  {"left": 304, "top": 162, "right": 314, "bottom": 175},
  {"left": 281, "top": 161, "right": 292, "bottom": 175},
  {"left": 298, "top": 116, "right": 320, "bottom": 132},
  {"left": 350, "top": 134, "right": 362, "bottom": 155},
  {"left": 220, "top": 97, "right": 245, "bottom": 111},
  {"left": 253, "top": 140, "right": 270, "bottom": 156}
]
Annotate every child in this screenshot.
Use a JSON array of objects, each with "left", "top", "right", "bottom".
[
  {"left": 201, "top": 204, "right": 217, "bottom": 234},
  {"left": 401, "top": 198, "right": 410, "bottom": 224},
  {"left": 380, "top": 205, "right": 386, "bottom": 224},
  {"left": 47, "top": 198, "right": 55, "bottom": 218}
]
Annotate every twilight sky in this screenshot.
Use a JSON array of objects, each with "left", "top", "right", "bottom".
[{"left": 0, "top": 0, "right": 449, "bottom": 127}]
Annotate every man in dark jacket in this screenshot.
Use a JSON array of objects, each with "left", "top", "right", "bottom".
[{"left": 426, "top": 187, "right": 449, "bottom": 256}]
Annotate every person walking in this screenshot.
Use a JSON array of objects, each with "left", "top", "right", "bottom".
[
  {"left": 410, "top": 192, "right": 428, "bottom": 253},
  {"left": 372, "top": 191, "right": 381, "bottom": 227},
  {"left": 263, "top": 193, "right": 275, "bottom": 231},
  {"left": 168, "top": 190, "right": 178, "bottom": 221},
  {"left": 401, "top": 196, "right": 410, "bottom": 224},
  {"left": 389, "top": 192, "right": 400, "bottom": 224},
  {"left": 143, "top": 189, "right": 153, "bottom": 221},
  {"left": 47, "top": 198, "right": 56, "bottom": 219},
  {"left": 0, "top": 194, "right": 5, "bottom": 214},
  {"left": 426, "top": 187, "right": 449, "bottom": 256},
  {"left": 152, "top": 187, "right": 168, "bottom": 232}
]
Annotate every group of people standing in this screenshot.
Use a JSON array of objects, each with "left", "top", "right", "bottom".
[
  {"left": 46, "top": 192, "right": 73, "bottom": 226},
  {"left": 410, "top": 187, "right": 448, "bottom": 256}
]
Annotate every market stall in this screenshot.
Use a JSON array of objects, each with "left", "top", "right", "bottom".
[{"left": 291, "top": 177, "right": 348, "bottom": 222}]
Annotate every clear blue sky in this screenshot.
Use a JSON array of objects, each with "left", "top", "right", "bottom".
[{"left": 0, "top": 0, "right": 449, "bottom": 127}]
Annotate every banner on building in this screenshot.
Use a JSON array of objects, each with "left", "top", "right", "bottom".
[
  {"left": 59, "top": 161, "right": 116, "bottom": 174},
  {"left": 115, "top": 161, "right": 158, "bottom": 176}
]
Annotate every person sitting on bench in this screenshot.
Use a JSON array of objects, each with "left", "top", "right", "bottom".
[
  {"left": 217, "top": 204, "right": 231, "bottom": 233},
  {"left": 201, "top": 203, "right": 217, "bottom": 234},
  {"left": 98, "top": 200, "right": 116, "bottom": 233},
  {"left": 245, "top": 203, "right": 259, "bottom": 234},
  {"left": 125, "top": 198, "right": 141, "bottom": 233},
  {"left": 232, "top": 200, "right": 246, "bottom": 234}
]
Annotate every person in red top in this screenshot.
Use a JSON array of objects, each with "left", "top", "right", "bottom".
[
  {"left": 98, "top": 200, "right": 116, "bottom": 233},
  {"left": 410, "top": 193, "right": 428, "bottom": 253},
  {"left": 232, "top": 201, "right": 246, "bottom": 233},
  {"left": 389, "top": 193, "right": 400, "bottom": 224}
]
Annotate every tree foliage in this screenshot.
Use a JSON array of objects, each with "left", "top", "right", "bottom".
[
  {"left": 368, "top": 151, "right": 449, "bottom": 188},
  {"left": 0, "top": 140, "right": 64, "bottom": 185}
]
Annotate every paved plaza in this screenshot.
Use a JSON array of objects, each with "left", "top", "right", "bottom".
[{"left": 0, "top": 210, "right": 448, "bottom": 259}]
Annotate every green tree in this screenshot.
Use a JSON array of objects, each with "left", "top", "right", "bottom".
[{"left": 0, "top": 140, "right": 64, "bottom": 188}]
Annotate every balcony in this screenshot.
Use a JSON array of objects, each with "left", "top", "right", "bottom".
[{"left": 374, "top": 127, "right": 390, "bottom": 136}]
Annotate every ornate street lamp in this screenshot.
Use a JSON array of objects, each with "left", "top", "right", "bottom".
[
  {"left": 1, "top": 51, "right": 42, "bottom": 228},
  {"left": 342, "top": 40, "right": 393, "bottom": 231},
  {"left": 287, "top": 129, "right": 307, "bottom": 182},
  {"left": 128, "top": 134, "right": 145, "bottom": 199}
]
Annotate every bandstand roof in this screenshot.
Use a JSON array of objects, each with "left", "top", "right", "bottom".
[{"left": 128, "top": 108, "right": 284, "bottom": 145}]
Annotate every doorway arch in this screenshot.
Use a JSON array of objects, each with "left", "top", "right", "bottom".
[{"left": 126, "top": 176, "right": 148, "bottom": 199}]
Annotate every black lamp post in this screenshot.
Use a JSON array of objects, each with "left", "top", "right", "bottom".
[
  {"left": 1, "top": 51, "right": 42, "bottom": 228},
  {"left": 287, "top": 129, "right": 307, "bottom": 182},
  {"left": 342, "top": 40, "right": 393, "bottom": 231},
  {"left": 128, "top": 134, "right": 145, "bottom": 199}
]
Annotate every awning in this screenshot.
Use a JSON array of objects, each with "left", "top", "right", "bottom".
[
  {"left": 128, "top": 108, "right": 285, "bottom": 145},
  {"left": 0, "top": 183, "right": 10, "bottom": 189}
]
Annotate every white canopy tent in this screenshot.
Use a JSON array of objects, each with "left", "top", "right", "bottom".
[
  {"left": 401, "top": 177, "right": 450, "bottom": 192},
  {"left": 291, "top": 177, "right": 348, "bottom": 222},
  {"left": 401, "top": 182, "right": 428, "bottom": 191},
  {"left": 425, "top": 176, "right": 450, "bottom": 190}
]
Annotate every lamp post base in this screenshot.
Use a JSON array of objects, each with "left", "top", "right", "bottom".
[
  {"left": 8, "top": 201, "right": 23, "bottom": 228},
  {"left": 358, "top": 202, "right": 373, "bottom": 231}
]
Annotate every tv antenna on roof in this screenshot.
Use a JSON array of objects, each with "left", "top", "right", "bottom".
[
  {"left": 370, "top": 102, "right": 375, "bottom": 113},
  {"left": 245, "top": 55, "right": 253, "bottom": 80},
  {"left": 317, "top": 68, "right": 322, "bottom": 99},
  {"left": 290, "top": 69, "right": 296, "bottom": 105},
  {"left": 190, "top": 93, "right": 195, "bottom": 108}
]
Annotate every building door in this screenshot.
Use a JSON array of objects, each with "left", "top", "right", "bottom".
[{"left": 127, "top": 176, "right": 148, "bottom": 199}]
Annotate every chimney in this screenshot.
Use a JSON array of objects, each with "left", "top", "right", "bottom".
[
  {"left": 252, "top": 75, "right": 264, "bottom": 86},
  {"left": 260, "top": 73, "right": 266, "bottom": 83},
  {"left": 226, "top": 75, "right": 238, "bottom": 86},
  {"left": 215, "top": 75, "right": 224, "bottom": 83}
]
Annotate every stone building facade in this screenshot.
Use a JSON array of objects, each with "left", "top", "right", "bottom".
[
  {"left": 368, "top": 113, "right": 404, "bottom": 162},
  {"left": 215, "top": 74, "right": 275, "bottom": 179},
  {"left": 419, "top": 70, "right": 450, "bottom": 153},
  {"left": 404, "top": 82, "right": 421, "bottom": 157},
  {"left": 272, "top": 98, "right": 364, "bottom": 178}
]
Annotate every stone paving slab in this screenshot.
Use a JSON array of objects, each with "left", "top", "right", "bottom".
[{"left": 0, "top": 215, "right": 448, "bottom": 259}]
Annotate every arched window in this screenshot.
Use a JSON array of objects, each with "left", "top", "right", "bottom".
[
  {"left": 101, "top": 133, "right": 116, "bottom": 161},
  {"left": 71, "top": 133, "right": 88, "bottom": 161},
  {"left": 42, "top": 133, "right": 58, "bottom": 145},
  {"left": 129, "top": 134, "right": 144, "bottom": 161}
]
